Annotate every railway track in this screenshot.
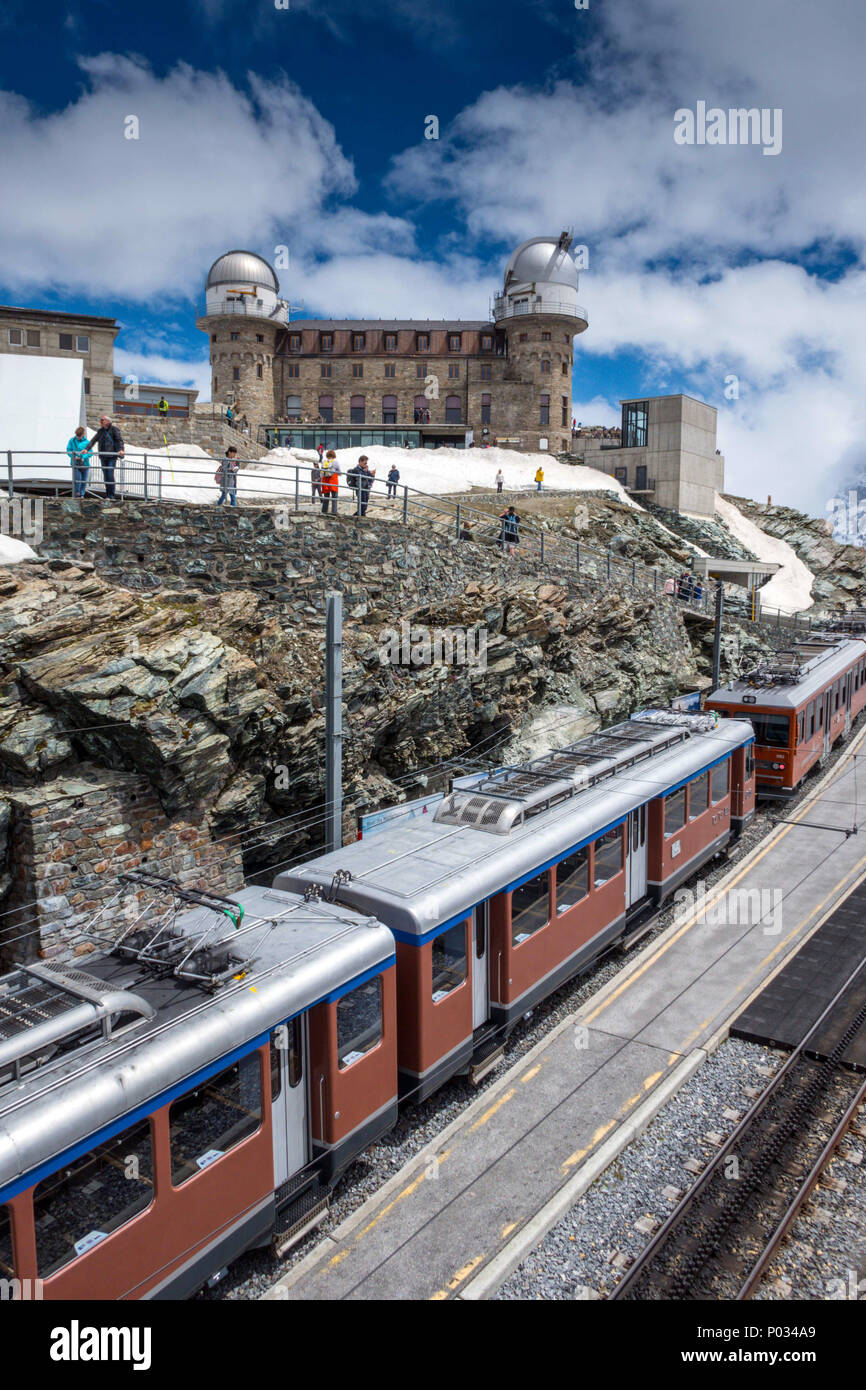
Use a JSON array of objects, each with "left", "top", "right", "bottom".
[{"left": 610, "top": 958, "right": 866, "bottom": 1301}]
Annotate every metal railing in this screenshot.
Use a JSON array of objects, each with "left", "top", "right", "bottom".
[
  {"left": 4, "top": 451, "right": 163, "bottom": 500},
  {"left": 1, "top": 447, "right": 819, "bottom": 632},
  {"left": 492, "top": 296, "right": 588, "bottom": 322}
]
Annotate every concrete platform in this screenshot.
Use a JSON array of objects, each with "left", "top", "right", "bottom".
[{"left": 263, "top": 731, "right": 866, "bottom": 1302}]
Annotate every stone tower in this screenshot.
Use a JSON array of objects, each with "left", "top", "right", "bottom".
[
  {"left": 197, "top": 250, "right": 288, "bottom": 432},
  {"left": 493, "top": 233, "right": 588, "bottom": 452}
]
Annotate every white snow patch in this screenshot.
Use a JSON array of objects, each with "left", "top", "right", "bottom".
[
  {"left": 714, "top": 492, "right": 814, "bottom": 614},
  {"left": 0, "top": 533, "right": 37, "bottom": 564}
]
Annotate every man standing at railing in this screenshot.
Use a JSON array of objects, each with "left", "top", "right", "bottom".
[
  {"left": 88, "top": 414, "right": 124, "bottom": 501},
  {"left": 215, "top": 446, "right": 239, "bottom": 507},
  {"left": 356, "top": 455, "right": 375, "bottom": 516}
]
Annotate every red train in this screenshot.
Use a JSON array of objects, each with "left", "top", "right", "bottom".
[
  {"left": 0, "top": 710, "right": 755, "bottom": 1298},
  {"left": 706, "top": 634, "right": 866, "bottom": 798}
]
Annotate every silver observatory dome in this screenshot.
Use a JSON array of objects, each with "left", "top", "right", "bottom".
[
  {"left": 503, "top": 234, "right": 578, "bottom": 291},
  {"left": 205, "top": 250, "right": 279, "bottom": 293}
]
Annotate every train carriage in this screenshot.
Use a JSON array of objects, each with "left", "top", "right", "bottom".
[
  {"left": 706, "top": 635, "right": 866, "bottom": 798},
  {"left": 0, "top": 877, "right": 397, "bottom": 1300},
  {"left": 276, "top": 711, "right": 755, "bottom": 1101}
]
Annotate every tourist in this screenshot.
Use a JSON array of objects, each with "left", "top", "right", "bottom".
[
  {"left": 311, "top": 461, "right": 322, "bottom": 500},
  {"left": 356, "top": 455, "right": 375, "bottom": 516},
  {"left": 67, "top": 425, "right": 92, "bottom": 498},
  {"left": 499, "top": 505, "right": 520, "bottom": 556},
  {"left": 387, "top": 463, "right": 400, "bottom": 498},
  {"left": 226, "top": 404, "right": 234, "bottom": 428},
  {"left": 535, "top": 464, "right": 544, "bottom": 493},
  {"left": 157, "top": 395, "right": 169, "bottom": 420},
  {"left": 693, "top": 579, "right": 704, "bottom": 604},
  {"left": 677, "top": 572, "right": 693, "bottom": 602},
  {"left": 459, "top": 520, "right": 473, "bottom": 542},
  {"left": 215, "top": 446, "right": 239, "bottom": 507},
  {"left": 414, "top": 408, "right": 420, "bottom": 423},
  {"left": 316, "top": 441, "right": 325, "bottom": 464},
  {"left": 241, "top": 414, "right": 249, "bottom": 436},
  {"left": 87, "top": 414, "right": 124, "bottom": 500},
  {"left": 663, "top": 576, "right": 676, "bottom": 597},
  {"left": 495, "top": 469, "right": 504, "bottom": 493},
  {"left": 321, "top": 452, "right": 339, "bottom": 515}
]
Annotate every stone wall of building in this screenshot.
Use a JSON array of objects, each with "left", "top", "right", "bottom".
[
  {"left": 0, "top": 307, "right": 118, "bottom": 425},
  {"left": 201, "top": 313, "right": 282, "bottom": 431},
  {"left": 499, "top": 313, "right": 574, "bottom": 454},
  {"left": 111, "top": 413, "right": 266, "bottom": 459},
  {"left": 1, "top": 766, "right": 245, "bottom": 968}
]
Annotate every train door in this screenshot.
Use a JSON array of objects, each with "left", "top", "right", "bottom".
[
  {"left": 626, "top": 806, "right": 648, "bottom": 906},
  {"left": 271, "top": 1016, "right": 309, "bottom": 1188},
  {"left": 823, "top": 690, "right": 833, "bottom": 755},
  {"left": 472, "top": 903, "right": 490, "bottom": 1029}
]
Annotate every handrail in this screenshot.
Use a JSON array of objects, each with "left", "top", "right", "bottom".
[{"left": 1, "top": 446, "right": 813, "bottom": 630}]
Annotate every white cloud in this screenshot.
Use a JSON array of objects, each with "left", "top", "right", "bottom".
[{"left": 114, "top": 348, "right": 211, "bottom": 400}]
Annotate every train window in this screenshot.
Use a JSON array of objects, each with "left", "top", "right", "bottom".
[
  {"left": 796, "top": 712, "right": 804, "bottom": 743},
  {"left": 711, "top": 761, "right": 730, "bottom": 802},
  {"left": 835, "top": 681, "right": 841, "bottom": 712},
  {"left": 512, "top": 871, "right": 550, "bottom": 944},
  {"left": 33, "top": 1118, "right": 154, "bottom": 1277},
  {"left": 0, "top": 1205, "right": 12, "bottom": 1278},
  {"left": 270, "top": 1035, "right": 282, "bottom": 1101},
  {"left": 270, "top": 1019, "right": 303, "bottom": 1096},
  {"left": 749, "top": 714, "right": 790, "bottom": 748},
  {"left": 746, "top": 745, "right": 754, "bottom": 780},
  {"left": 689, "top": 772, "right": 709, "bottom": 819},
  {"left": 593, "top": 827, "right": 624, "bottom": 885},
  {"left": 819, "top": 699, "right": 824, "bottom": 728},
  {"left": 556, "top": 847, "right": 589, "bottom": 914},
  {"left": 170, "top": 1055, "right": 262, "bottom": 1185},
  {"left": 807, "top": 701, "right": 815, "bottom": 738},
  {"left": 664, "top": 789, "right": 686, "bottom": 837},
  {"left": 337, "top": 977, "right": 383, "bottom": 1067},
  {"left": 431, "top": 922, "right": 468, "bottom": 999}
]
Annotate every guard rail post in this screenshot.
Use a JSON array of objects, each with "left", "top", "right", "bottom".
[
  {"left": 456, "top": 504, "right": 461, "bottom": 539},
  {"left": 143, "top": 454, "right": 148, "bottom": 502},
  {"left": 540, "top": 532, "right": 545, "bottom": 565},
  {"left": 294, "top": 467, "right": 299, "bottom": 512},
  {"left": 6, "top": 451, "right": 13, "bottom": 500},
  {"left": 607, "top": 550, "right": 611, "bottom": 582},
  {"left": 631, "top": 559, "right": 636, "bottom": 585},
  {"left": 402, "top": 487, "right": 409, "bottom": 525}
]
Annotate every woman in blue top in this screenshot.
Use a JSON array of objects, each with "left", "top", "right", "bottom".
[{"left": 67, "top": 426, "right": 92, "bottom": 497}]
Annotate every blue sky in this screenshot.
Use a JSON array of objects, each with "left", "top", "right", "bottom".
[{"left": 1, "top": 0, "right": 865, "bottom": 512}]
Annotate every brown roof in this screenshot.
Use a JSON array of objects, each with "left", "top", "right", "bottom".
[{"left": 0, "top": 304, "right": 118, "bottom": 328}]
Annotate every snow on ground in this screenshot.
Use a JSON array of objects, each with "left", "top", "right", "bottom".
[
  {"left": 714, "top": 492, "right": 814, "bottom": 614},
  {"left": 0, "top": 534, "right": 37, "bottom": 563},
  {"left": 124, "top": 441, "right": 639, "bottom": 508}
]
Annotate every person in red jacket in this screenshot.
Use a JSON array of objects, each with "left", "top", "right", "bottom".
[{"left": 321, "top": 452, "right": 339, "bottom": 515}]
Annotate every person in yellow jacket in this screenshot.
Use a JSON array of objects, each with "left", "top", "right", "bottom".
[{"left": 535, "top": 465, "right": 544, "bottom": 492}]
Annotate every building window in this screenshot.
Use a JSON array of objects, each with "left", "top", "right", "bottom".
[
  {"left": 416, "top": 363, "right": 426, "bottom": 378},
  {"left": 556, "top": 846, "right": 588, "bottom": 914},
  {"left": 58, "top": 333, "right": 73, "bottom": 349},
  {"left": 33, "top": 1118, "right": 154, "bottom": 1276},
  {"left": 480, "top": 334, "right": 493, "bottom": 352},
  {"left": 286, "top": 362, "right": 300, "bottom": 378},
  {"left": 352, "top": 363, "right": 364, "bottom": 379},
  {"left": 350, "top": 394, "right": 366, "bottom": 423},
  {"left": 382, "top": 394, "right": 398, "bottom": 424},
  {"left": 689, "top": 772, "right": 709, "bottom": 819},
  {"left": 321, "top": 363, "right": 332, "bottom": 378},
  {"left": 519, "top": 333, "right": 528, "bottom": 343},
  {"left": 448, "top": 362, "right": 460, "bottom": 379},
  {"left": 286, "top": 395, "right": 302, "bottom": 419},
  {"left": 230, "top": 331, "right": 239, "bottom": 341},
  {"left": 479, "top": 363, "right": 492, "bottom": 380},
  {"left": 480, "top": 392, "right": 491, "bottom": 426},
  {"left": 233, "top": 367, "right": 240, "bottom": 381},
  {"left": 211, "top": 334, "right": 217, "bottom": 343},
  {"left": 562, "top": 397, "right": 569, "bottom": 427},
  {"left": 445, "top": 395, "right": 462, "bottom": 424},
  {"left": 511, "top": 870, "right": 550, "bottom": 944},
  {"left": 416, "top": 333, "right": 429, "bottom": 351},
  {"left": 593, "top": 827, "right": 624, "bottom": 884},
  {"left": 541, "top": 358, "right": 551, "bottom": 374},
  {"left": 27, "top": 329, "right": 40, "bottom": 346},
  {"left": 337, "top": 977, "right": 382, "bottom": 1069},
  {"left": 562, "top": 362, "right": 569, "bottom": 376},
  {"left": 711, "top": 761, "right": 730, "bottom": 802},
  {"left": 541, "top": 331, "right": 551, "bottom": 341},
  {"left": 320, "top": 333, "right": 333, "bottom": 352},
  {"left": 448, "top": 334, "right": 461, "bottom": 352},
  {"left": 214, "top": 376, "right": 218, "bottom": 392},
  {"left": 623, "top": 400, "right": 649, "bottom": 448},
  {"left": 352, "top": 333, "right": 366, "bottom": 352},
  {"left": 318, "top": 394, "right": 334, "bottom": 422},
  {"left": 384, "top": 333, "right": 398, "bottom": 352},
  {"left": 170, "top": 1055, "right": 262, "bottom": 1186},
  {"left": 255, "top": 364, "right": 262, "bottom": 378},
  {"left": 384, "top": 363, "right": 396, "bottom": 378},
  {"left": 539, "top": 394, "right": 550, "bottom": 426},
  {"left": 7, "top": 327, "right": 23, "bottom": 345},
  {"left": 84, "top": 377, "right": 90, "bottom": 395},
  {"left": 289, "top": 334, "right": 301, "bottom": 352},
  {"left": 76, "top": 335, "right": 90, "bottom": 351},
  {"left": 431, "top": 922, "right": 467, "bottom": 1000},
  {"left": 256, "top": 333, "right": 264, "bottom": 343},
  {"left": 664, "top": 788, "right": 686, "bottom": 836}
]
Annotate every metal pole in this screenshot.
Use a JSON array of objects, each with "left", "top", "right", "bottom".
[
  {"left": 143, "top": 454, "right": 148, "bottom": 502},
  {"left": 540, "top": 532, "right": 545, "bottom": 565},
  {"left": 325, "top": 591, "right": 343, "bottom": 854},
  {"left": 295, "top": 466, "right": 299, "bottom": 512},
  {"left": 6, "top": 451, "right": 13, "bottom": 500},
  {"left": 576, "top": 541, "right": 580, "bottom": 574},
  {"left": 712, "top": 583, "right": 724, "bottom": 691},
  {"left": 607, "top": 550, "right": 611, "bottom": 582},
  {"left": 402, "top": 487, "right": 409, "bottom": 525},
  {"left": 456, "top": 504, "right": 461, "bottom": 538}
]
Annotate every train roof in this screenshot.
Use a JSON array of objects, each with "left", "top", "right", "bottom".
[
  {"left": 0, "top": 880, "right": 393, "bottom": 1198},
  {"left": 708, "top": 635, "right": 866, "bottom": 710},
  {"left": 275, "top": 712, "right": 753, "bottom": 939}
]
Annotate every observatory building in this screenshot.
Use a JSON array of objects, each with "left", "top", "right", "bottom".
[{"left": 197, "top": 234, "right": 588, "bottom": 452}]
